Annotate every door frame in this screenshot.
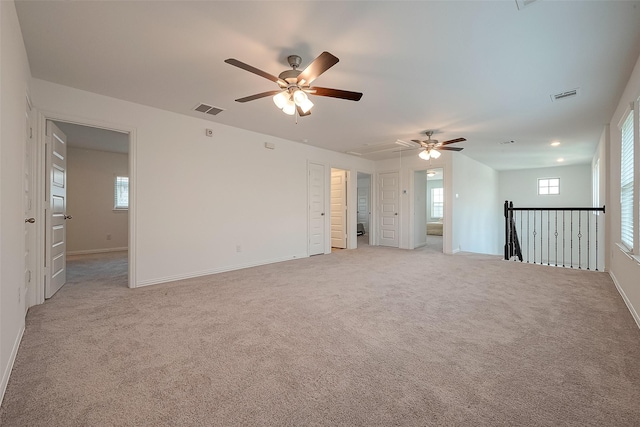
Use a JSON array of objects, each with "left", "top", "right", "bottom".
[
  {"left": 356, "top": 171, "right": 374, "bottom": 247},
  {"left": 33, "top": 110, "right": 137, "bottom": 304},
  {"left": 407, "top": 166, "right": 452, "bottom": 254}
]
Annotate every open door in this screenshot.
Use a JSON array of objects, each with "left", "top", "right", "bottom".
[
  {"left": 331, "top": 168, "right": 347, "bottom": 249},
  {"left": 45, "top": 121, "right": 70, "bottom": 298}
]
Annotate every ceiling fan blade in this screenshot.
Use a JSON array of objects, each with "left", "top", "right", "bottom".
[
  {"left": 296, "top": 52, "right": 339, "bottom": 85},
  {"left": 234, "top": 90, "right": 283, "bottom": 103},
  {"left": 438, "top": 146, "right": 464, "bottom": 151},
  {"left": 225, "top": 58, "right": 287, "bottom": 86},
  {"left": 310, "top": 86, "right": 363, "bottom": 101},
  {"left": 296, "top": 105, "right": 312, "bottom": 117},
  {"left": 441, "top": 137, "right": 466, "bottom": 145}
]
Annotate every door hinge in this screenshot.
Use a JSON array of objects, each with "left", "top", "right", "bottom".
[{"left": 30, "top": 127, "right": 33, "bottom": 139}]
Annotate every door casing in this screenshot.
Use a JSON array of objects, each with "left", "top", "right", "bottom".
[{"left": 32, "top": 110, "right": 137, "bottom": 306}]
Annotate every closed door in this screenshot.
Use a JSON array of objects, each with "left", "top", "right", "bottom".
[
  {"left": 23, "top": 98, "right": 35, "bottom": 312},
  {"left": 308, "top": 163, "right": 325, "bottom": 255},
  {"left": 379, "top": 171, "right": 399, "bottom": 247},
  {"left": 330, "top": 169, "right": 347, "bottom": 249},
  {"left": 46, "top": 121, "right": 69, "bottom": 298}
]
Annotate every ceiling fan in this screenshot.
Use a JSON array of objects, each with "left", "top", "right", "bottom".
[
  {"left": 224, "top": 51, "right": 363, "bottom": 117},
  {"left": 411, "top": 131, "right": 466, "bottom": 160}
]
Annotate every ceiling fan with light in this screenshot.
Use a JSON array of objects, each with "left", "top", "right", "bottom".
[
  {"left": 224, "top": 51, "right": 363, "bottom": 117},
  {"left": 411, "top": 131, "right": 466, "bottom": 160}
]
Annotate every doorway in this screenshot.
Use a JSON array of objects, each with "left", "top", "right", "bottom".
[
  {"left": 356, "top": 172, "right": 371, "bottom": 247},
  {"left": 425, "top": 168, "right": 444, "bottom": 252},
  {"left": 53, "top": 121, "right": 130, "bottom": 292}
]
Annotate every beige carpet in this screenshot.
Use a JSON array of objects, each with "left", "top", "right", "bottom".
[{"left": 1, "top": 245, "right": 639, "bottom": 426}]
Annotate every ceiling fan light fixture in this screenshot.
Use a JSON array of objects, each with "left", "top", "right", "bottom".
[
  {"left": 273, "top": 91, "right": 289, "bottom": 109},
  {"left": 298, "top": 97, "right": 314, "bottom": 114},
  {"left": 293, "top": 89, "right": 308, "bottom": 105},
  {"left": 430, "top": 149, "right": 441, "bottom": 159},
  {"left": 282, "top": 99, "right": 296, "bottom": 115},
  {"left": 419, "top": 149, "right": 431, "bottom": 160}
]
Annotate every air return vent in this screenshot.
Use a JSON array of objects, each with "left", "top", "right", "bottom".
[
  {"left": 551, "top": 88, "right": 579, "bottom": 102},
  {"left": 193, "top": 103, "right": 225, "bottom": 115}
]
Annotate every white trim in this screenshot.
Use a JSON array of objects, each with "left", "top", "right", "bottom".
[
  {"left": 609, "top": 271, "right": 640, "bottom": 330},
  {"left": 136, "top": 254, "right": 308, "bottom": 288},
  {"left": 67, "top": 247, "right": 128, "bottom": 256},
  {"left": 0, "top": 326, "right": 25, "bottom": 407},
  {"left": 451, "top": 247, "right": 461, "bottom": 254}
]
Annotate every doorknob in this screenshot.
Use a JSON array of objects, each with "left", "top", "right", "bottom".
[
  {"left": 64, "top": 215, "right": 73, "bottom": 220},
  {"left": 321, "top": 213, "right": 325, "bottom": 216},
  {"left": 395, "top": 213, "right": 398, "bottom": 215},
  {"left": 25, "top": 218, "right": 35, "bottom": 224}
]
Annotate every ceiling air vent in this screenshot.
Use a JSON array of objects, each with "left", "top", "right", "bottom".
[
  {"left": 193, "top": 103, "right": 225, "bottom": 115},
  {"left": 551, "top": 88, "right": 579, "bottom": 102}
]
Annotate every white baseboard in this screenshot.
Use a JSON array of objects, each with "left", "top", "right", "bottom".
[
  {"left": 67, "top": 247, "right": 128, "bottom": 256},
  {"left": 0, "top": 325, "right": 25, "bottom": 407},
  {"left": 135, "top": 253, "right": 309, "bottom": 288},
  {"left": 609, "top": 271, "right": 640, "bottom": 330}
]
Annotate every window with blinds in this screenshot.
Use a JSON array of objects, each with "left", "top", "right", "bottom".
[
  {"left": 620, "top": 111, "right": 634, "bottom": 251},
  {"left": 114, "top": 176, "right": 129, "bottom": 210}
]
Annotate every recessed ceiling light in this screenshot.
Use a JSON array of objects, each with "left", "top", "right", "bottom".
[
  {"left": 551, "top": 141, "right": 560, "bottom": 146},
  {"left": 557, "top": 158, "right": 564, "bottom": 162}
]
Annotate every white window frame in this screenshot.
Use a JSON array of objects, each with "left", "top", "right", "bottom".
[
  {"left": 538, "top": 178, "right": 560, "bottom": 195},
  {"left": 619, "top": 106, "right": 634, "bottom": 252},
  {"left": 431, "top": 187, "right": 443, "bottom": 219},
  {"left": 114, "top": 176, "right": 129, "bottom": 210}
]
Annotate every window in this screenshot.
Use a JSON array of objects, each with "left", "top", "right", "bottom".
[
  {"left": 114, "top": 176, "right": 129, "bottom": 210},
  {"left": 620, "top": 110, "right": 634, "bottom": 251},
  {"left": 538, "top": 178, "right": 559, "bottom": 195},
  {"left": 431, "top": 187, "right": 443, "bottom": 218}
]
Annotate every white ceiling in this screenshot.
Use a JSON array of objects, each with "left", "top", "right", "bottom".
[{"left": 15, "top": 0, "right": 640, "bottom": 170}]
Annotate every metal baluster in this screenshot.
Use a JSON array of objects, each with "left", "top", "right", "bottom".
[
  {"left": 596, "top": 213, "right": 600, "bottom": 271},
  {"left": 527, "top": 211, "right": 530, "bottom": 263},
  {"left": 578, "top": 212, "right": 582, "bottom": 269},
  {"left": 520, "top": 211, "right": 524, "bottom": 262},
  {"left": 587, "top": 211, "right": 591, "bottom": 271},
  {"left": 540, "top": 210, "right": 543, "bottom": 265},
  {"left": 554, "top": 210, "right": 558, "bottom": 266},
  {"left": 562, "top": 211, "right": 566, "bottom": 268},
  {"left": 570, "top": 211, "right": 574, "bottom": 268},
  {"left": 533, "top": 211, "right": 537, "bottom": 264}
]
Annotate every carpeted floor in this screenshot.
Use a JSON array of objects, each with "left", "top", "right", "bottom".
[{"left": 1, "top": 245, "right": 639, "bottom": 426}]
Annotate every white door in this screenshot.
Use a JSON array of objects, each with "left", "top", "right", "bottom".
[
  {"left": 379, "top": 171, "right": 399, "bottom": 247},
  {"left": 46, "top": 121, "right": 70, "bottom": 298},
  {"left": 309, "top": 163, "right": 326, "bottom": 255},
  {"left": 331, "top": 169, "right": 347, "bottom": 249},
  {"left": 413, "top": 170, "right": 427, "bottom": 248},
  {"left": 23, "top": 98, "right": 36, "bottom": 312},
  {"left": 357, "top": 179, "right": 369, "bottom": 233}
]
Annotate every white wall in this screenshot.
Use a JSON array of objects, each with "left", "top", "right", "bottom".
[
  {"left": 499, "top": 164, "right": 593, "bottom": 208},
  {"left": 67, "top": 147, "right": 129, "bottom": 254},
  {"left": 0, "top": 0, "right": 31, "bottom": 403},
  {"left": 608, "top": 52, "right": 640, "bottom": 328},
  {"left": 31, "top": 79, "right": 374, "bottom": 287},
  {"left": 452, "top": 154, "right": 502, "bottom": 255}
]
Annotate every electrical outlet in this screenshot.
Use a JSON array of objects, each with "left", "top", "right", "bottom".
[
  {"left": 107, "top": 234, "right": 112, "bottom": 240},
  {"left": 236, "top": 245, "right": 242, "bottom": 253}
]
